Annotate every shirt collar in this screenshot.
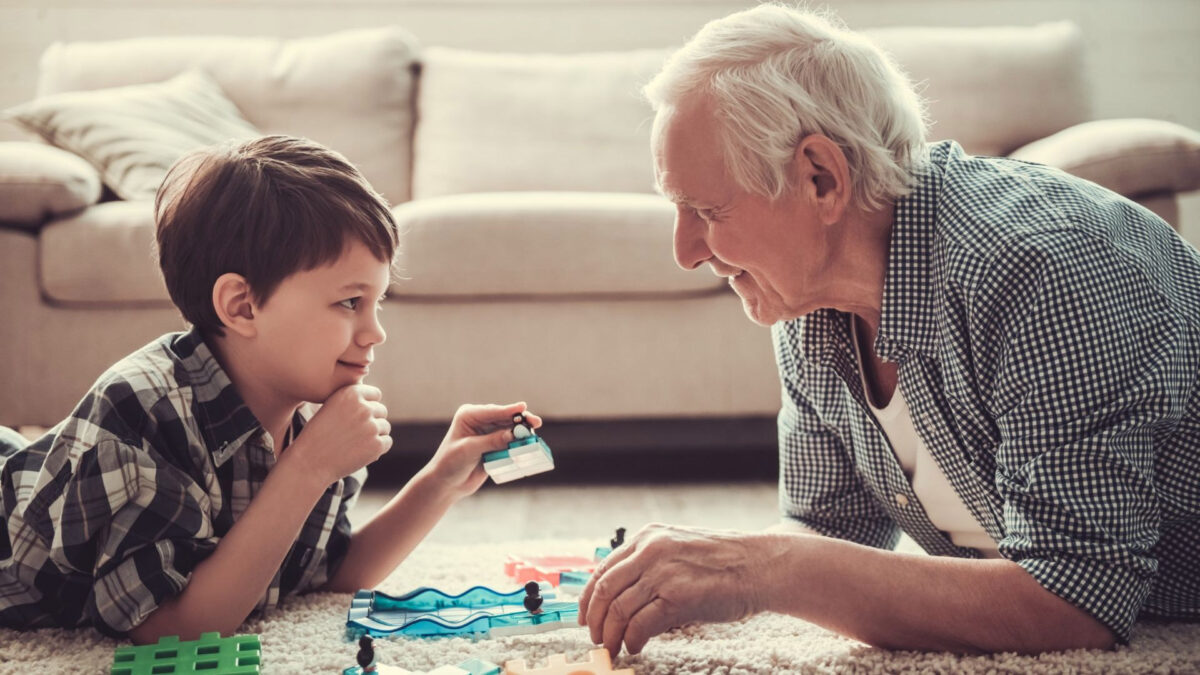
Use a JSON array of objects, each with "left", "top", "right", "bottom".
[
  {"left": 875, "top": 140, "right": 959, "bottom": 362},
  {"left": 169, "top": 327, "right": 265, "bottom": 467},
  {"left": 790, "top": 141, "right": 957, "bottom": 366}
]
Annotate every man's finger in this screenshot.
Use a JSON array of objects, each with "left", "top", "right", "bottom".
[
  {"left": 623, "top": 597, "right": 675, "bottom": 655},
  {"left": 579, "top": 533, "right": 640, "bottom": 623},
  {"left": 585, "top": 551, "right": 645, "bottom": 645},
  {"left": 602, "top": 578, "right": 657, "bottom": 658}
]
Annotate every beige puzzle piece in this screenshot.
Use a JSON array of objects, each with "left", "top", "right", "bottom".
[{"left": 503, "top": 649, "right": 633, "bottom": 675}]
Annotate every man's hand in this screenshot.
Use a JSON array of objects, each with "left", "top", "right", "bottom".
[
  {"left": 289, "top": 384, "right": 392, "bottom": 486},
  {"left": 423, "top": 402, "right": 542, "bottom": 500},
  {"left": 578, "top": 523, "right": 771, "bottom": 657}
]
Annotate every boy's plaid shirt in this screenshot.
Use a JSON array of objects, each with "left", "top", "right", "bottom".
[
  {"left": 0, "top": 328, "right": 365, "bottom": 636},
  {"left": 774, "top": 141, "right": 1200, "bottom": 642}
]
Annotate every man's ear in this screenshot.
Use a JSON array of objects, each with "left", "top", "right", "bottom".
[
  {"left": 212, "top": 273, "right": 257, "bottom": 338},
  {"left": 792, "top": 134, "right": 851, "bottom": 225}
]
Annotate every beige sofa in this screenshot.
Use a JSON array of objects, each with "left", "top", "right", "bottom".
[{"left": 2, "top": 22, "right": 1199, "bottom": 429}]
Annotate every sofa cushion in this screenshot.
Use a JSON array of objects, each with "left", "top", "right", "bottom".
[
  {"left": 412, "top": 47, "right": 670, "bottom": 199},
  {"left": 39, "top": 201, "right": 167, "bottom": 304},
  {"left": 35, "top": 27, "right": 419, "bottom": 204},
  {"left": 38, "top": 193, "right": 720, "bottom": 304},
  {"left": 391, "top": 192, "right": 723, "bottom": 297},
  {"left": 6, "top": 70, "right": 261, "bottom": 201},
  {"left": 0, "top": 142, "right": 101, "bottom": 229},
  {"left": 864, "top": 22, "right": 1089, "bottom": 157}
]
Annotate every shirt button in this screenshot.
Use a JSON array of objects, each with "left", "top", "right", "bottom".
[{"left": 895, "top": 493, "right": 910, "bottom": 507}]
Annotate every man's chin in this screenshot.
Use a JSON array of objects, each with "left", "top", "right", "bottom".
[{"left": 739, "top": 296, "right": 777, "bottom": 327}]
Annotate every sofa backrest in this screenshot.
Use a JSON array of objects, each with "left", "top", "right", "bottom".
[
  {"left": 412, "top": 21, "right": 1090, "bottom": 198},
  {"left": 34, "top": 21, "right": 1088, "bottom": 202},
  {"left": 865, "top": 22, "right": 1090, "bottom": 157},
  {"left": 35, "top": 27, "right": 419, "bottom": 205},
  {"left": 412, "top": 47, "right": 671, "bottom": 199}
]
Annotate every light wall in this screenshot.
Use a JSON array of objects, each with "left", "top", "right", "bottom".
[{"left": 2, "top": 0, "right": 1197, "bottom": 238}]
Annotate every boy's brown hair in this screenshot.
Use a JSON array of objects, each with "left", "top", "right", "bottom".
[{"left": 154, "top": 135, "right": 399, "bottom": 335}]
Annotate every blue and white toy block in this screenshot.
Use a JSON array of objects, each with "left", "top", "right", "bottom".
[
  {"left": 483, "top": 435, "right": 554, "bottom": 484},
  {"left": 346, "top": 585, "right": 579, "bottom": 639}
]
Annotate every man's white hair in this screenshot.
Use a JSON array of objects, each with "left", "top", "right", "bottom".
[{"left": 645, "top": 3, "right": 928, "bottom": 209}]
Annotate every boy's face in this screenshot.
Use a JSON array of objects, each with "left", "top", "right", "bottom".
[{"left": 250, "top": 239, "right": 391, "bottom": 404}]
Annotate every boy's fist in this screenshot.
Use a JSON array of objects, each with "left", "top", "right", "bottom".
[
  {"left": 424, "top": 402, "right": 542, "bottom": 500},
  {"left": 292, "top": 384, "right": 392, "bottom": 486}
]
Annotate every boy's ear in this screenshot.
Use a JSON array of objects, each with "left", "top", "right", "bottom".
[
  {"left": 792, "top": 134, "right": 851, "bottom": 226},
  {"left": 212, "top": 273, "right": 257, "bottom": 338}
]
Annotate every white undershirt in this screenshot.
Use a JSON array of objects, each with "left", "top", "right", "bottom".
[{"left": 851, "top": 320, "right": 1001, "bottom": 558}]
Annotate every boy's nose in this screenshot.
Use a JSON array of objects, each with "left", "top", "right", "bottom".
[{"left": 360, "top": 312, "right": 386, "bottom": 347}]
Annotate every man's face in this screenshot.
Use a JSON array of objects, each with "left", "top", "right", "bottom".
[
  {"left": 250, "top": 239, "right": 391, "bottom": 404},
  {"left": 652, "top": 97, "right": 828, "bottom": 326}
]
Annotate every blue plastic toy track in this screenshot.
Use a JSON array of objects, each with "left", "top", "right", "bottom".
[{"left": 346, "top": 586, "right": 579, "bottom": 639}]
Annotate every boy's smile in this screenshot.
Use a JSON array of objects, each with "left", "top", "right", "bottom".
[{"left": 242, "top": 239, "right": 391, "bottom": 411}]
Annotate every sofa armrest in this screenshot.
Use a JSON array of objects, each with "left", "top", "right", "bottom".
[
  {"left": 0, "top": 142, "right": 102, "bottom": 230},
  {"left": 1008, "top": 119, "right": 1200, "bottom": 199}
]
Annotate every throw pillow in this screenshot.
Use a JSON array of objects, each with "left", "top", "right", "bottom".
[
  {"left": 4, "top": 69, "right": 261, "bottom": 201},
  {"left": 0, "top": 142, "right": 102, "bottom": 228}
]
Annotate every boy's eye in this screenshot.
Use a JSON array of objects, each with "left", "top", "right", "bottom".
[{"left": 338, "top": 297, "right": 361, "bottom": 310}]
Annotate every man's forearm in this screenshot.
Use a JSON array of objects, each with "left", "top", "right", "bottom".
[
  {"left": 755, "top": 533, "right": 1115, "bottom": 654},
  {"left": 129, "top": 455, "right": 329, "bottom": 644},
  {"left": 323, "top": 468, "right": 457, "bottom": 592}
]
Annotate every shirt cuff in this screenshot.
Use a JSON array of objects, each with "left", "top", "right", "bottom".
[
  {"left": 88, "top": 537, "right": 215, "bottom": 636},
  {"left": 1015, "top": 553, "right": 1153, "bottom": 643}
]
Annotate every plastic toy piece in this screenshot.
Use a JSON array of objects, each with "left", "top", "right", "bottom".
[
  {"left": 504, "top": 649, "right": 634, "bottom": 675},
  {"left": 111, "top": 632, "right": 262, "bottom": 675},
  {"left": 523, "top": 580, "right": 544, "bottom": 613},
  {"left": 504, "top": 553, "right": 598, "bottom": 586},
  {"left": 483, "top": 414, "right": 554, "bottom": 484},
  {"left": 346, "top": 585, "right": 579, "bottom": 639},
  {"left": 593, "top": 527, "right": 626, "bottom": 561},
  {"left": 557, "top": 570, "right": 592, "bottom": 593}
]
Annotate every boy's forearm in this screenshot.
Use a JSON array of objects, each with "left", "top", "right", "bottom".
[
  {"left": 129, "top": 454, "right": 330, "bottom": 644},
  {"left": 323, "top": 468, "right": 457, "bottom": 592}
]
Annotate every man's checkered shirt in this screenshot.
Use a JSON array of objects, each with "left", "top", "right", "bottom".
[
  {"left": 774, "top": 141, "right": 1199, "bottom": 642},
  {"left": 0, "top": 328, "right": 365, "bottom": 636}
]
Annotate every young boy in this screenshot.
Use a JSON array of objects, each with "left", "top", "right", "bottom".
[{"left": 0, "top": 135, "right": 539, "bottom": 643}]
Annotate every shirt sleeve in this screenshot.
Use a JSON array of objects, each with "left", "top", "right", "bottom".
[
  {"left": 304, "top": 464, "right": 367, "bottom": 590},
  {"left": 60, "top": 438, "right": 217, "bottom": 637},
  {"left": 978, "top": 229, "right": 1183, "bottom": 643},
  {"left": 774, "top": 322, "right": 901, "bottom": 550}
]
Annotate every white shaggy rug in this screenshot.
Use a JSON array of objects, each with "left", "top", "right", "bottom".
[{"left": 2, "top": 539, "right": 1198, "bottom": 674}]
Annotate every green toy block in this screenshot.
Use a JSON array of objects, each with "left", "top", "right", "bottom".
[{"left": 111, "top": 632, "right": 262, "bottom": 675}]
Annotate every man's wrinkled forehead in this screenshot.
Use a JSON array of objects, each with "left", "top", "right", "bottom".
[{"left": 650, "top": 100, "right": 727, "bottom": 207}]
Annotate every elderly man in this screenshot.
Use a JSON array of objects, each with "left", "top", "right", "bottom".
[{"left": 579, "top": 3, "right": 1199, "bottom": 657}]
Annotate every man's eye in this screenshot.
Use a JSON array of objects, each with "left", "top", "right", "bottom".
[{"left": 338, "top": 297, "right": 361, "bottom": 310}]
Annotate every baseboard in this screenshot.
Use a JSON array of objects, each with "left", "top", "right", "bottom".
[{"left": 373, "top": 416, "right": 779, "bottom": 484}]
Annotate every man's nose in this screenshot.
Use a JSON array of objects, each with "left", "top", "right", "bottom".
[{"left": 672, "top": 207, "right": 711, "bottom": 271}]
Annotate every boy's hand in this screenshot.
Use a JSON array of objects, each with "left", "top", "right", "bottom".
[
  {"left": 423, "top": 402, "right": 542, "bottom": 501},
  {"left": 290, "top": 384, "right": 392, "bottom": 487}
]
